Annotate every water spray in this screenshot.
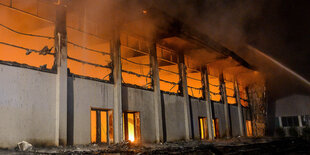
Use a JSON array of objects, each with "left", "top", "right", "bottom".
[{"left": 248, "top": 45, "right": 310, "bottom": 87}]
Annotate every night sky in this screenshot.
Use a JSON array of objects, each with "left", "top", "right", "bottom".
[{"left": 246, "top": 0, "right": 310, "bottom": 82}]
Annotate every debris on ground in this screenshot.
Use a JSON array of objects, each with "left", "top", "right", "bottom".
[
  {"left": 1, "top": 137, "right": 309, "bottom": 154},
  {"left": 17, "top": 141, "right": 33, "bottom": 151}
]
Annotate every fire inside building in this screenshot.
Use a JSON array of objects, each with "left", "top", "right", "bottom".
[{"left": 0, "top": 0, "right": 267, "bottom": 148}]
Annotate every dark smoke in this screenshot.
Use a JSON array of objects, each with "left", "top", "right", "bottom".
[{"left": 66, "top": 0, "right": 310, "bottom": 99}]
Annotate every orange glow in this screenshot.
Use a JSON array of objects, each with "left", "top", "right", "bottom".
[
  {"left": 199, "top": 118, "right": 205, "bottom": 139},
  {"left": 199, "top": 117, "right": 208, "bottom": 139},
  {"left": 157, "top": 45, "right": 179, "bottom": 93},
  {"left": 159, "top": 65, "right": 179, "bottom": 93},
  {"left": 246, "top": 120, "right": 253, "bottom": 136},
  {"left": 90, "top": 110, "right": 97, "bottom": 143},
  {"left": 185, "top": 56, "right": 203, "bottom": 98},
  {"left": 120, "top": 33, "right": 151, "bottom": 88},
  {"left": 213, "top": 118, "right": 220, "bottom": 138},
  {"left": 123, "top": 112, "right": 140, "bottom": 143},
  {"left": 239, "top": 84, "right": 249, "bottom": 107},
  {"left": 128, "top": 113, "right": 135, "bottom": 142},
  {"left": 225, "top": 81, "right": 236, "bottom": 104},
  {"left": 0, "top": 4, "right": 55, "bottom": 69},
  {"left": 208, "top": 76, "right": 221, "bottom": 101},
  {"left": 67, "top": 28, "right": 111, "bottom": 80},
  {"left": 91, "top": 109, "right": 113, "bottom": 143},
  {"left": 212, "top": 119, "right": 216, "bottom": 137},
  {"left": 100, "top": 111, "right": 107, "bottom": 143}
]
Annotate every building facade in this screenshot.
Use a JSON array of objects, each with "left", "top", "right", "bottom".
[{"left": 0, "top": 0, "right": 266, "bottom": 148}]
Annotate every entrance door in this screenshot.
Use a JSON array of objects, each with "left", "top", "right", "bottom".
[
  {"left": 246, "top": 120, "right": 253, "bottom": 136},
  {"left": 199, "top": 117, "right": 208, "bottom": 139},
  {"left": 91, "top": 109, "right": 113, "bottom": 143},
  {"left": 123, "top": 112, "right": 141, "bottom": 143},
  {"left": 213, "top": 118, "right": 220, "bottom": 138}
]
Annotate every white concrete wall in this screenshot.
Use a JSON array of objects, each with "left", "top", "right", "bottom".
[
  {"left": 122, "top": 86, "right": 157, "bottom": 143},
  {"left": 190, "top": 98, "right": 207, "bottom": 139},
  {"left": 0, "top": 64, "right": 56, "bottom": 148},
  {"left": 230, "top": 105, "right": 241, "bottom": 137},
  {"left": 70, "top": 77, "right": 114, "bottom": 145},
  {"left": 275, "top": 94, "right": 310, "bottom": 117},
  {"left": 213, "top": 102, "right": 227, "bottom": 138},
  {"left": 163, "top": 94, "right": 187, "bottom": 141}
]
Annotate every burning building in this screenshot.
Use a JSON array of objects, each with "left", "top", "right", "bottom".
[{"left": 0, "top": 0, "right": 267, "bottom": 148}]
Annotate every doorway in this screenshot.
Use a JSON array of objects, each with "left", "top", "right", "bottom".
[
  {"left": 246, "top": 120, "right": 253, "bottom": 136},
  {"left": 213, "top": 118, "right": 220, "bottom": 138},
  {"left": 90, "top": 108, "right": 113, "bottom": 143},
  {"left": 199, "top": 117, "right": 208, "bottom": 139},
  {"left": 123, "top": 112, "right": 141, "bottom": 143}
]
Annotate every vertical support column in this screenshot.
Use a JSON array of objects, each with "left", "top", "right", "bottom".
[
  {"left": 201, "top": 66, "right": 214, "bottom": 140},
  {"left": 220, "top": 74, "right": 231, "bottom": 138},
  {"left": 298, "top": 115, "right": 303, "bottom": 136},
  {"left": 178, "top": 52, "right": 191, "bottom": 140},
  {"left": 298, "top": 115, "right": 303, "bottom": 127},
  {"left": 235, "top": 81, "right": 245, "bottom": 136},
  {"left": 111, "top": 30, "right": 122, "bottom": 143},
  {"left": 55, "top": 3, "right": 67, "bottom": 146},
  {"left": 246, "top": 87, "right": 254, "bottom": 136},
  {"left": 149, "top": 42, "right": 163, "bottom": 143},
  {"left": 278, "top": 116, "right": 283, "bottom": 128}
]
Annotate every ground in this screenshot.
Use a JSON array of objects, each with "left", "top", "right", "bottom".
[{"left": 1, "top": 137, "right": 310, "bottom": 154}]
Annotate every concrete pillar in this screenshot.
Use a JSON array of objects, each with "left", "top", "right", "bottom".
[
  {"left": 201, "top": 67, "right": 214, "bottom": 140},
  {"left": 220, "top": 74, "right": 231, "bottom": 138},
  {"left": 278, "top": 116, "right": 283, "bottom": 128},
  {"left": 149, "top": 42, "right": 163, "bottom": 142},
  {"left": 111, "top": 30, "right": 123, "bottom": 143},
  {"left": 235, "top": 81, "right": 245, "bottom": 136},
  {"left": 246, "top": 87, "right": 254, "bottom": 136},
  {"left": 178, "top": 52, "right": 191, "bottom": 140},
  {"left": 55, "top": 3, "right": 67, "bottom": 146},
  {"left": 298, "top": 115, "right": 303, "bottom": 127}
]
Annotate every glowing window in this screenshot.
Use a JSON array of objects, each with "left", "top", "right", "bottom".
[
  {"left": 120, "top": 33, "right": 151, "bottom": 88},
  {"left": 213, "top": 118, "right": 220, "bottom": 138},
  {"left": 199, "top": 117, "right": 208, "bottom": 139},
  {"left": 66, "top": 2, "right": 112, "bottom": 81},
  {"left": 123, "top": 112, "right": 141, "bottom": 143},
  {"left": 156, "top": 45, "right": 180, "bottom": 93},
  {"left": 90, "top": 109, "right": 113, "bottom": 143},
  {"left": 0, "top": 4, "right": 55, "bottom": 69},
  {"left": 239, "top": 84, "right": 249, "bottom": 107},
  {"left": 225, "top": 80, "right": 236, "bottom": 104},
  {"left": 246, "top": 120, "right": 253, "bottom": 136},
  {"left": 67, "top": 28, "right": 112, "bottom": 81},
  {"left": 185, "top": 56, "right": 203, "bottom": 98},
  {"left": 208, "top": 75, "right": 221, "bottom": 102}
]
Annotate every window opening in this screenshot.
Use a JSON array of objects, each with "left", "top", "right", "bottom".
[
  {"left": 157, "top": 45, "right": 180, "bottom": 93},
  {"left": 0, "top": 3, "right": 55, "bottom": 70},
  {"left": 185, "top": 56, "right": 203, "bottom": 98},
  {"left": 302, "top": 115, "right": 310, "bottom": 127},
  {"left": 213, "top": 118, "right": 220, "bottom": 138},
  {"left": 199, "top": 117, "right": 208, "bottom": 139},
  {"left": 208, "top": 75, "right": 221, "bottom": 102},
  {"left": 246, "top": 120, "right": 253, "bottom": 136},
  {"left": 224, "top": 80, "right": 236, "bottom": 104},
  {"left": 123, "top": 112, "right": 141, "bottom": 143},
  {"left": 90, "top": 108, "right": 113, "bottom": 143},
  {"left": 67, "top": 29, "right": 112, "bottom": 81},
  {"left": 66, "top": 2, "right": 113, "bottom": 81},
  {"left": 238, "top": 84, "right": 249, "bottom": 107},
  {"left": 281, "top": 116, "right": 299, "bottom": 127},
  {"left": 120, "top": 33, "right": 152, "bottom": 89}
]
